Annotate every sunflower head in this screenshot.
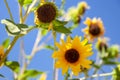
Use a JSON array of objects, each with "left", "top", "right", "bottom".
[
  {"left": 77, "top": 1, "right": 89, "bottom": 15},
  {"left": 96, "top": 38, "right": 108, "bottom": 52},
  {"left": 52, "top": 36, "right": 93, "bottom": 76},
  {"left": 34, "top": 2, "right": 58, "bottom": 25},
  {"left": 82, "top": 17, "right": 105, "bottom": 41}
]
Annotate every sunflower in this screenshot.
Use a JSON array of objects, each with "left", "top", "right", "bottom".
[
  {"left": 52, "top": 36, "right": 93, "bottom": 76},
  {"left": 82, "top": 17, "right": 105, "bottom": 41},
  {"left": 0, "top": 45, "right": 4, "bottom": 67},
  {"left": 34, "top": 2, "right": 58, "bottom": 25},
  {"left": 96, "top": 37, "right": 108, "bottom": 52}
]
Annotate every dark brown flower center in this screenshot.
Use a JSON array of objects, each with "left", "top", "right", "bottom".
[
  {"left": 37, "top": 3, "right": 56, "bottom": 23},
  {"left": 65, "top": 49, "right": 79, "bottom": 63},
  {"left": 89, "top": 23, "right": 101, "bottom": 36},
  {"left": 99, "top": 42, "right": 108, "bottom": 52}
]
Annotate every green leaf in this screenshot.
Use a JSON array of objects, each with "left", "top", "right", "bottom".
[
  {"left": 2, "top": 38, "right": 10, "bottom": 49},
  {"left": 18, "top": 0, "right": 32, "bottom": 6},
  {"left": 104, "top": 61, "right": 120, "bottom": 65},
  {"left": 0, "top": 74, "right": 5, "bottom": 78},
  {"left": 45, "top": 45, "right": 54, "bottom": 50},
  {"left": 21, "top": 70, "right": 43, "bottom": 79},
  {"left": 1, "top": 19, "right": 21, "bottom": 36},
  {"left": 53, "top": 20, "right": 68, "bottom": 26},
  {"left": 53, "top": 26, "right": 71, "bottom": 34},
  {"left": 23, "top": 0, "right": 32, "bottom": 6},
  {"left": 5, "top": 61, "right": 20, "bottom": 73},
  {"left": 17, "top": 24, "right": 28, "bottom": 29}
]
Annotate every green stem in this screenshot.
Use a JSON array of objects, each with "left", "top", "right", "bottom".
[
  {"left": 0, "top": 27, "right": 35, "bottom": 66},
  {"left": 19, "top": 4, "right": 23, "bottom": 23},
  {"left": 4, "top": 0, "right": 14, "bottom": 21},
  {"left": 52, "top": 30, "right": 58, "bottom": 80},
  {"left": 80, "top": 72, "right": 113, "bottom": 80},
  {"left": 64, "top": 72, "right": 69, "bottom": 80},
  {"left": 0, "top": 36, "right": 19, "bottom": 66}
]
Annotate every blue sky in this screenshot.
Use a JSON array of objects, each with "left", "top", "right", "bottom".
[{"left": 0, "top": 0, "right": 120, "bottom": 80}]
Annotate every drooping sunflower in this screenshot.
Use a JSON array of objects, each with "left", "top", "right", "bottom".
[
  {"left": 96, "top": 37, "right": 108, "bottom": 52},
  {"left": 77, "top": 1, "right": 90, "bottom": 16},
  {"left": 34, "top": 2, "right": 58, "bottom": 25},
  {"left": 82, "top": 17, "right": 105, "bottom": 41},
  {"left": 52, "top": 36, "right": 93, "bottom": 76}
]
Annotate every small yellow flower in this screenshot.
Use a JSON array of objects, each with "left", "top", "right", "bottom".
[
  {"left": 34, "top": 2, "right": 58, "bottom": 25},
  {"left": 52, "top": 36, "right": 93, "bottom": 76},
  {"left": 82, "top": 17, "right": 105, "bottom": 41},
  {"left": 0, "top": 45, "right": 4, "bottom": 67}
]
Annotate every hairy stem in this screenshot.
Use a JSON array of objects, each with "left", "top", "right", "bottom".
[
  {"left": 52, "top": 29, "right": 58, "bottom": 80},
  {"left": 4, "top": 0, "right": 14, "bottom": 21},
  {"left": 19, "top": 4, "right": 23, "bottom": 23},
  {"left": 0, "top": 36, "right": 19, "bottom": 66}
]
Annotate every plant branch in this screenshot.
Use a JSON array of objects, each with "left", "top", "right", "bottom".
[
  {"left": 4, "top": 0, "right": 14, "bottom": 21},
  {"left": 80, "top": 72, "right": 113, "bottom": 80},
  {"left": 19, "top": 4, "right": 23, "bottom": 23},
  {"left": 0, "top": 36, "right": 19, "bottom": 66},
  {"left": 28, "top": 30, "right": 42, "bottom": 64},
  {"left": 52, "top": 29, "right": 58, "bottom": 80},
  {"left": 0, "top": 27, "right": 35, "bottom": 66},
  {"left": 23, "top": 0, "right": 38, "bottom": 22}
]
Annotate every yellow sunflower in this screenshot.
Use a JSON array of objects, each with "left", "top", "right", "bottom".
[
  {"left": 52, "top": 36, "right": 93, "bottom": 76},
  {"left": 0, "top": 45, "right": 4, "bottom": 67},
  {"left": 34, "top": 2, "right": 58, "bottom": 25},
  {"left": 82, "top": 17, "right": 105, "bottom": 41}
]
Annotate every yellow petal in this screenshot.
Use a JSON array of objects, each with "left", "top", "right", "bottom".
[
  {"left": 82, "top": 52, "right": 93, "bottom": 58},
  {"left": 55, "top": 42, "right": 65, "bottom": 51},
  {"left": 66, "top": 36, "right": 71, "bottom": 43},
  {"left": 39, "top": 73, "right": 47, "bottom": 80},
  {"left": 52, "top": 51, "right": 62, "bottom": 58},
  {"left": 81, "top": 60, "right": 92, "bottom": 69},
  {"left": 48, "top": 23, "right": 53, "bottom": 31},
  {"left": 72, "top": 36, "right": 80, "bottom": 49},
  {"left": 84, "top": 17, "right": 91, "bottom": 26},
  {"left": 71, "top": 64, "right": 80, "bottom": 76},
  {"left": 62, "top": 65, "right": 69, "bottom": 75},
  {"left": 81, "top": 39, "right": 88, "bottom": 45}
]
